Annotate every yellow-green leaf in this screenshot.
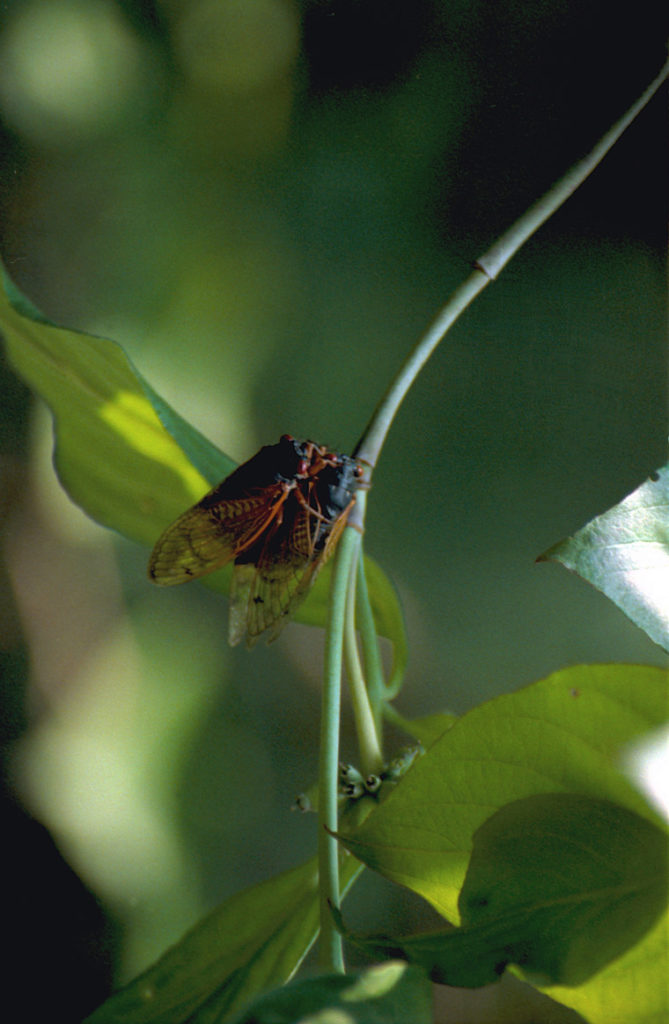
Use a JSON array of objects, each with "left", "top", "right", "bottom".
[{"left": 337, "top": 664, "right": 668, "bottom": 922}]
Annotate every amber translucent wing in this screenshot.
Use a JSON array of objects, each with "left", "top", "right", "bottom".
[
  {"left": 230, "top": 548, "right": 320, "bottom": 647},
  {"left": 148, "top": 485, "right": 288, "bottom": 585},
  {"left": 229, "top": 497, "right": 355, "bottom": 646}
]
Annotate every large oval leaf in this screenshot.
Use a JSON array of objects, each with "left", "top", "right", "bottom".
[
  {"left": 335, "top": 794, "right": 668, "bottom": 990},
  {"left": 337, "top": 664, "right": 667, "bottom": 921},
  {"left": 0, "top": 263, "right": 228, "bottom": 546},
  {"left": 335, "top": 666, "right": 669, "bottom": 1024}
]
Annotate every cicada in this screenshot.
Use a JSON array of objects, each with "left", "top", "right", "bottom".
[{"left": 148, "top": 435, "right": 362, "bottom": 645}]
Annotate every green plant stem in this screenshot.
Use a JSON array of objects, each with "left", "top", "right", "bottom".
[
  {"left": 318, "top": 524, "right": 360, "bottom": 971},
  {"left": 343, "top": 534, "right": 384, "bottom": 777},
  {"left": 318, "top": 57, "right": 669, "bottom": 971},
  {"left": 352, "top": 491, "right": 397, "bottom": 722},
  {"left": 355, "top": 553, "right": 389, "bottom": 726},
  {"left": 352, "top": 57, "right": 669, "bottom": 477},
  {"left": 343, "top": 489, "right": 385, "bottom": 769},
  {"left": 477, "top": 58, "right": 669, "bottom": 281},
  {"left": 352, "top": 270, "right": 488, "bottom": 473}
]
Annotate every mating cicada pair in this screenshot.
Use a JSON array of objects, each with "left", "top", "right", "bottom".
[{"left": 148, "top": 435, "right": 362, "bottom": 645}]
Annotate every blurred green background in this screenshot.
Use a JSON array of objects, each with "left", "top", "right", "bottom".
[{"left": 0, "top": 1, "right": 666, "bottom": 1020}]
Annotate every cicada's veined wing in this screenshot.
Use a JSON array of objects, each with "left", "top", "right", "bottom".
[
  {"left": 227, "top": 564, "right": 256, "bottom": 646},
  {"left": 229, "top": 483, "right": 356, "bottom": 646},
  {"left": 228, "top": 500, "right": 314, "bottom": 645},
  {"left": 148, "top": 435, "right": 362, "bottom": 645},
  {"left": 148, "top": 484, "right": 290, "bottom": 586},
  {"left": 230, "top": 548, "right": 321, "bottom": 647}
]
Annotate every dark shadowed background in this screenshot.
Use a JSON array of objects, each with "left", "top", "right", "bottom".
[{"left": 0, "top": 1, "right": 666, "bottom": 1020}]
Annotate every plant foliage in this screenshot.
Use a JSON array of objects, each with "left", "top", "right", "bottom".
[{"left": 1, "top": 66, "right": 667, "bottom": 1019}]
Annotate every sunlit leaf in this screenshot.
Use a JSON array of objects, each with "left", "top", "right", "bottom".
[
  {"left": 0, "top": 260, "right": 400, "bottom": 638},
  {"left": 84, "top": 855, "right": 363, "bottom": 1024},
  {"left": 460, "top": 794, "right": 667, "bottom": 987},
  {"left": 335, "top": 665, "right": 668, "bottom": 1023},
  {"left": 540, "top": 463, "right": 669, "bottom": 652},
  {"left": 336, "top": 664, "right": 668, "bottom": 922},
  {"left": 0, "top": 262, "right": 227, "bottom": 547},
  {"left": 334, "top": 795, "right": 668, "bottom": 991},
  {"left": 227, "top": 961, "right": 432, "bottom": 1024},
  {"left": 542, "top": 906, "right": 668, "bottom": 1024}
]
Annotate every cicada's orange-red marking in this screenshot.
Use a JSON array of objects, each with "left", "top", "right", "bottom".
[{"left": 148, "top": 435, "right": 362, "bottom": 645}]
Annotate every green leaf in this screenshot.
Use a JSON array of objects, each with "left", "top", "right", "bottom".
[
  {"left": 460, "top": 794, "right": 668, "bottom": 987},
  {"left": 84, "top": 854, "right": 363, "bottom": 1024},
  {"left": 227, "top": 961, "right": 432, "bottom": 1024},
  {"left": 542, "top": 907, "right": 668, "bottom": 1024},
  {"left": 0, "top": 262, "right": 227, "bottom": 548},
  {"left": 0, "top": 259, "right": 401, "bottom": 639},
  {"left": 336, "top": 664, "right": 667, "bottom": 922},
  {"left": 334, "top": 795, "right": 668, "bottom": 990},
  {"left": 540, "top": 463, "right": 669, "bottom": 652},
  {"left": 331, "top": 902, "right": 500, "bottom": 989}
]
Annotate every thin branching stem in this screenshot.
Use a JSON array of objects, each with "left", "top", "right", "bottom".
[
  {"left": 343, "top": 534, "right": 384, "bottom": 777},
  {"left": 355, "top": 553, "right": 388, "bottom": 726},
  {"left": 318, "top": 525, "right": 360, "bottom": 970},
  {"left": 352, "top": 57, "right": 669, "bottom": 479},
  {"left": 319, "top": 58, "right": 668, "bottom": 971}
]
